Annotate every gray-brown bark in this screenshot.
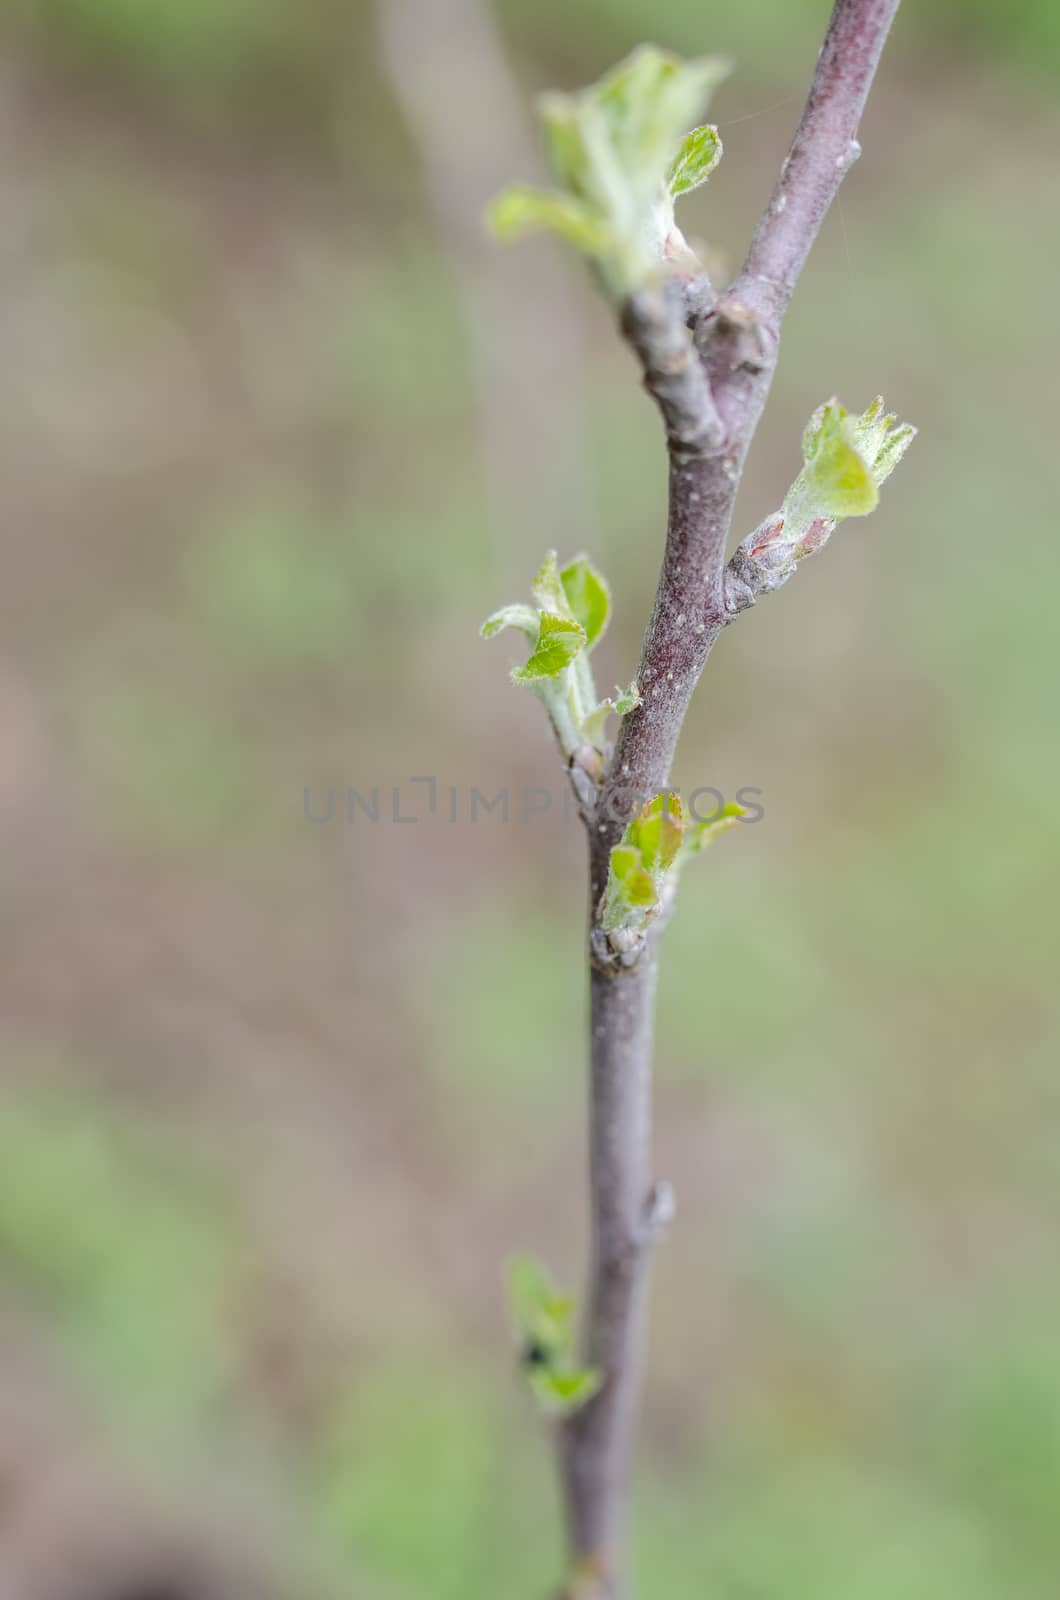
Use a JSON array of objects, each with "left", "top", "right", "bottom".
[
  {"left": 559, "top": 956, "right": 658, "bottom": 1577},
  {"left": 559, "top": 2, "right": 904, "bottom": 1594}
]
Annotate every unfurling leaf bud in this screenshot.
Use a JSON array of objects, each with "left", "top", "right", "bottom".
[
  {"left": 598, "top": 793, "right": 748, "bottom": 960},
  {"left": 487, "top": 46, "right": 730, "bottom": 298},
  {"left": 725, "top": 397, "right": 916, "bottom": 615},
  {"left": 480, "top": 551, "right": 636, "bottom": 760}
]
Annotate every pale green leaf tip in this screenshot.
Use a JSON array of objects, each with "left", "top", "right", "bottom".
[
  {"left": 508, "top": 1254, "right": 557, "bottom": 1319},
  {"left": 669, "top": 123, "right": 723, "bottom": 196},
  {"left": 683, "top": 800, "right": 749, "bottom": 855},
  {"left": 532, "top": 550, "right": 573, "bottom": 617},
  {"left": 486, "top": 185, "right": 612, "bottom": 254},
  {"left": 480, "top": 602, "right": 538, "bottom": 640},
  {"left": 530, "top": 1365, "right": 603, "bottom": 1416},
  {"left": 560, "top": 552, "right": 611, "bottom": 648},
  {"left": 485, "top": 187, "right": 522, "bottom": 241}
]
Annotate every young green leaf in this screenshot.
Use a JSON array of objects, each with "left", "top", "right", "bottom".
[
  {"left": 488, "top": 186, "right": 613, "bottom": 254},
  {"left": 668, "top": 124, "right": 722, "bottom": 196},
  {"left": 507, "top": 1258, "right": 598, "bottom": 1415},
  {"left": 681, "top": 800, "right": 749, "bottom": 857},
  {"left": 591, "top": 46, "right": 729, "bottom": 205},
  {"left": 508, "top": 1256, "right": 574, "bottom": 1356},
  {"left": 599, "top": 790, "right": 750, "bottom": 949},
  {"left": 599, "top": 792, "right": 682, "bottom": 936},
  {"left": 529, "top": 1366, "right": 603, "bottom": 1416},
  {"left": 482, "top": 551, "right": 632, "bottom": 757},
  {"left": 581, "top": 681, "right": 641, "bottom": 751},
  {"left": 599, "top": 845, "right": 657, "bottom": 936},
  {"left": 610, "top": 683, "right": 640, "bottom": 716},
  {"left": 480, "top": 603, "right": 539, "bottom": 641},
  {"left": 792, "top": 399, "right": 879, "bottom": 524},
  {"left": 539, "top": 94, "right": 593, "bottom": 196},
  {"left": 789, "top": 397, "right": 916, "bottom": 535},
  {"left": 531, "top": 549, "right": 575, "bottom": 618},
  {"left": 560, "top": 555, "right": 611, "bottom": 648},
  {"left": 610, "top": 844, "right": 657, "bottom": 906},
  {"left": 629, "top": 791, "right": 685, "bottom": 873},
  {"left": 511, "top": 611, "right": 586, "bottom": 683}
]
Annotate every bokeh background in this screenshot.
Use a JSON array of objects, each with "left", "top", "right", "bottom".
[{"left": 1, "top": 0, "right": 1058, "bottom": 1595}]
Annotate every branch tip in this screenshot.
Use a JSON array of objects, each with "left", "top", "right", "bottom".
[{"left": 738, "top": 0, "right": 903, "bottom": 316}]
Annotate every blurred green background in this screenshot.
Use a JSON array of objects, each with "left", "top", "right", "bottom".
[{"left": 0, "top": 0, "right": 1058, "bottom": 1595}]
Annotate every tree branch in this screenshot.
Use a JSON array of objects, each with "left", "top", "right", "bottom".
[
  {"left": 561, "top": 4, "right": 903, "bottom": 1593},
  {"left": 560, "top": 957, "right": 658, "bottom": 1592},
  {"left": 620, "top": 283, "right": 723, "bottom": 459},
  {"left": 737, "top": 0, "right": 903, "bottom": 322}
]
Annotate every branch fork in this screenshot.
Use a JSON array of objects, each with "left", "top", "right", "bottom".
[{"left": 620, "top": 284, "right": 724, "bottom": 459}]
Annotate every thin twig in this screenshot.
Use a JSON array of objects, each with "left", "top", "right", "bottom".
[
  {"left": 737, "top": 0, "right": 902, "bottom": 321},
  {"left": 560, "top": 4, "right": 903, "bottom": 1594}
]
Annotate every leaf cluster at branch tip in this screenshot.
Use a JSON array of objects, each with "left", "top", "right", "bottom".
[{"left": 487, "top": 45, "right": 729, "bottom": 297}]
